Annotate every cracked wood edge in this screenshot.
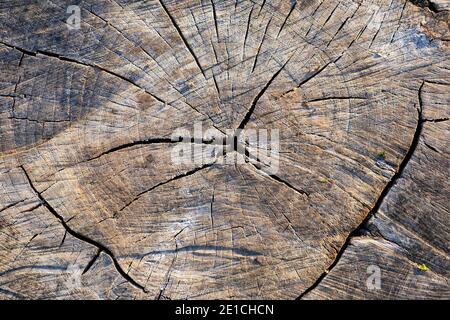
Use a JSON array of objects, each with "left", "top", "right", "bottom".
[{"left": 301, "top": 80, "right": 449, "bottom": 299}]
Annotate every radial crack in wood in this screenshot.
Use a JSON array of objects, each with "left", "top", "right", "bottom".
[{"left": 0, "top": 0, "right": 448, "bottom": 299}]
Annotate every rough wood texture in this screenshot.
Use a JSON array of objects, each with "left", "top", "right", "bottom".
[{"left": 0, "top": 0, "right": 448, "bottom": 299}]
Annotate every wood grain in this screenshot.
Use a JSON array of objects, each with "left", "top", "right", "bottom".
[{"left": 0, "top": 0, "right": 448, "bottom": 299}]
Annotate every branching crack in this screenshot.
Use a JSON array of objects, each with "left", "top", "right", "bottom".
[
  {"left": 77, "top": 136, "right": 223, "bottom": 165},
  {"left": 0, "top": 41, "right": 168, "bottom": 106},
  {"left": 19, "top": 165, "right": 147, "bottom": 293},
  {"left": 0, "top": 40, "right": 228, "bottom": 131},
  {"left": 236, "top": 144, "right": 310, "bottom": 198},
  {"left": 296, "top": 81, "right": 427, "bottom": 299}
]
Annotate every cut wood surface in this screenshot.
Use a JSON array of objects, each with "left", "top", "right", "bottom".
[{"left": 0, "top": 0, "right": 448, "bottom": 299}]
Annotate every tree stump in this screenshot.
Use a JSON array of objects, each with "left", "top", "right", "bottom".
[{"left": 0, "top": 0, "right": 448, "bottom": 299}]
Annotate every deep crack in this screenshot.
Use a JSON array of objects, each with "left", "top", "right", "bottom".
[
  {"left": 296, "top": 81, "right": 427, "bottom": 299},
  {"left": 19, "top": 165, "right": 148, "bottom": 293}
]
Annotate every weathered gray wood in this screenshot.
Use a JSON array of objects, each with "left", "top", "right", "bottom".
[
  {"left": 0, "top": 0, "right": 448, "bottom": 299},
  {"left": 303, "top": 82, "right": 450, "bottom": 299}
]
